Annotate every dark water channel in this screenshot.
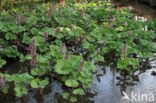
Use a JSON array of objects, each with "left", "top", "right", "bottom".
[{"left": 1, "top": 1, "right": 156, "bottom": 103}]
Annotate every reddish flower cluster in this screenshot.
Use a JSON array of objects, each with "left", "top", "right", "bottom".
[
  {"left": 81, "top": 7, "right": 86, "bottom": 17},
  {"left": 16, "top": 14, "right": 20, "bottom": 25},
  {"left": 59, "top": 7, "right": 62, "bottom": 16},
  {"left": 61, "top": 43, "right": 67, "bottom": 54},
  {"left": 78, "top": 60, "right": 85, "bottom": 72},
  {"left": 23, "top": 14, "right": 27, "bottom": 22},
  {"left": 124, "top": 21, "right": 128, "bottom": 27},
  {"left": 29, "top": 40, "right": 37, "bottom": 68},
  {"left": 44, "top": 31, "right": 49, "bottom": 42},
  {"left": 96, "top": 47, "right": 101, "bottom": 54},
  {"left": 49, "top": 3, "right": 56, "bottom": 16},
  {"left": 0, "top": 75, "right": 4, "bottom": 90},
  {"left": 121, "top": 44, "right": 127, "bottom": 58},
  {"left": 103, "top": 40, "right": 107, "bottom": 46},
  {"left": 65, "top": 52, "right": 70, "bottom": 60}
]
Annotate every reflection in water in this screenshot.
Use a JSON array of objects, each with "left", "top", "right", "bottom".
[
  {"left": 112, "top": 0, "right": 156, "bottom": 19},
  {"left": 1, "top": 58, "right": 155, "bottom": 103}
]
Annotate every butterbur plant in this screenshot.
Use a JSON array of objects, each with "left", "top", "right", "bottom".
[
  {"left": 0, "top": 1, "right": 156, "bottom": 101},
  {"left": 73, "top": 6, "right": 76, "bottom": 10},
  {"left": 16, "top": 14, "right": 20, "bottom": 25},
  {"left": 121, "top": 44, "right": 127, "bottom": 58},
  {"left": 124, "top": 21, "right": 128, "bottom": 27},
  {"left": 59, "top": 7, "right": 62, "bottom": 16},
  {"left": 82, "top": 36, "right": 86, "bottom": 43},
  {"left": 23, "top": 14, "right": 27, "bottom": 22},
  {"left": 81, "top": 8, "right": 86, "bottom": 17},
  {"left": 44, "top": 31, "right": 48, "bottom": 42},
  {"left": 61, "top": 43, "right": 67, "bottom": 54},
  {"left": 49, "top": 3, "right": 56, "bottom": 16},
  {"left": 0, "top": 74, "right": 4, "bottom": 90},
  {"left": 65, "top": 52, "right": 70, "bottom": 60},
  {"left": 29, "top": 40, "right": 37, "bottom": 68},
  {"left": 78, "top": 60, "right": 85, "bottom": 72},
  {"left": 96, "top": 47, "right": 101, "bottom": 54},
  {"left": 103, "top": 40, "right": 107, "bottom": 46}
]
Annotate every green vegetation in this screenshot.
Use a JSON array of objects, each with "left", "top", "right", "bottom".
[{"left": 0, "top": 0, "right": 156, "bottom": 102}]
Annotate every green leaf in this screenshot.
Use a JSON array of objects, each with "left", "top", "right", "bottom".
[
  {"left": 31, "top": 28, "right": 38, "bottom": 35},
  {"left": 65, "top": 79, "right": 79, "bottom": 88},
  {"left": 32, "top": 36, "right": 45, "bottom": 47},
  {"left": 95, "top": 55, "right": 104, "bottom": 62},
  {"left": 5, "top": 33, "right": 17, "bottom": 40},
  {"left": 14, "top": 84, "right": 28, "bottom": 97},
  {"left": 2, "top": 84, "right": 9, "bottom": 94},
  {"left": 62, "top": 92, "right": 70, "bottom": 100},
  {"left": 0, "top": 57, "right": 6, "bottom": 68},
  {"left": 73, "top": 88, "right": 85, "bottom": 95},
  {"left": 70, "top": 97, "right": 77, "bottom": 103},
  {"left": 117, "top": 58, "right": 129, "bottom": 69},
  {"left": 30, "top": 78, "right": 40, "bottom": 88},
  {"left": 54, "top": 60, "right": 71, "bottom": 74},
  {"left": 39, "top": 78, "right": 49, "bottom": 88}
]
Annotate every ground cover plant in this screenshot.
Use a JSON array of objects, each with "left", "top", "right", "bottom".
[{"left": 0, "top": 0, "right": 156, "bottom": 102}]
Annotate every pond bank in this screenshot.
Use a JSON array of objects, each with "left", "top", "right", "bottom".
[{"left": 112, "top": 0, "right": 156, "bottom": 19}]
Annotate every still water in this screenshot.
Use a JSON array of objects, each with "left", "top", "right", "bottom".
[{"left": 1, "top": 56, "right": 156, "bottom": 103}]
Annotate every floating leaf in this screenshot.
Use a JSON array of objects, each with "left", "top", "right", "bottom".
[
  {"left": 65, "top": 79, "right": 79, "bottom": 88},
  {"left": 62, "top": 92, "right": 70, "bottom": 99},
  {"left": 73, "top": 88, "right": 85, "bottom": 95}
]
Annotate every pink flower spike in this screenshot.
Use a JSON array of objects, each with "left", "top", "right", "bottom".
[
  {"left": 44, "top": 31, "right": 49, "bottom": 42},
  {"left": 16, "top": 14, "right": 20, "bottom": 25},
  {"left": 78, "top": 60, "right": 85, "bottom": 72}
]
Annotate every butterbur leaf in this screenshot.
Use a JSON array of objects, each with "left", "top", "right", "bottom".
[
  {"left": 62, "top": 92, "right": 70, "bottom": 99},
  {"left": 117, "top": 58, "right": 128, "bottom": 69},
  {"left": 39, "top": 78, "right": 49, "bottom": 88},
  {"left": 2, "top": 84, "right": 9, "bottom": 94},
  {"left": 54, "top": 60, "right": 71, "bottom": 74},
  {"left": 95, "top": 55, "right": 104, "bottom": 62},
  {"left": 73, "top": 88, "right": 84, "bottom": 95},
  {"left": 5, "top": 33, "right": 17, "bottom": 40},
  {"left": 70, "top": 97, "right": 77, "bottom": 103},
  {"left": 65, "top": 79, "right": 79, "bottom": 88},
  {"left": 30, "top": 78, "right": 40, "bottom": 88},
  {"left": 0, "top": 57, "right": 6, "bottom": 68},
  {"left": 14, "top": 84, "right": 28, "bottom": 97}
]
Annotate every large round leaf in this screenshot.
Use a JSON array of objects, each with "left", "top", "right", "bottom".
[{"left": 65, "top": 79, "right": 79, "bottom": 88}]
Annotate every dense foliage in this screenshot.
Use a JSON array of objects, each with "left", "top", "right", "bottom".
[{"left": 0, "top": 0, "right": 156, "bottom": 102}]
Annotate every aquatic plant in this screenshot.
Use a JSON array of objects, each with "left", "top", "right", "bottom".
[{"left": 0, "top": 0, "right": 156, "bottom": 102}]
